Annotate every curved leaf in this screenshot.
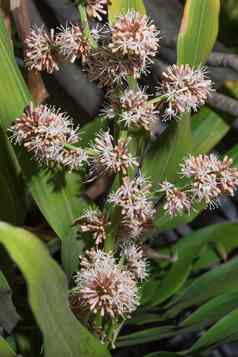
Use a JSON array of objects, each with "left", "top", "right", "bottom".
[
  {"left": 191, "top": 308, "right": 238, "bottom": 352},
  {"left": 143, "top": 223, "right": 238, "bottom": 307},
  {"left": 168, "top": 256, "right": 238, "bottom": 317},
  {"left": 0, "top": 222, "right": 110, "bottom": 357},
  {"left": 181, "top": 291, "right": 238, "bottom": 329}
]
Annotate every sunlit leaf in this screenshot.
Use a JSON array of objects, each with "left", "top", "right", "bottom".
[{"left": 177, "top": 0, "right": 220, "bottom": 66}]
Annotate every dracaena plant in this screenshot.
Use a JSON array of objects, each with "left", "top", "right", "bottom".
[{"left": 1, "top": 0, "right": 238, "bottom": 356}]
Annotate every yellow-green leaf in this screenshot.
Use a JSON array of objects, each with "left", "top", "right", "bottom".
[{"left": 177, "top": 0, "right": 220, "bottom": 66}]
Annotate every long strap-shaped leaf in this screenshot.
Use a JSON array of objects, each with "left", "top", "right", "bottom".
[
  {"left": 0, "top": 222, "right": 111, "bottom": 357},
  {"left": 190, "top": 308, "right": 238, "bottom": 352},
  {"left": 177, "top": 0, "right": 220, "bottom": 66}
]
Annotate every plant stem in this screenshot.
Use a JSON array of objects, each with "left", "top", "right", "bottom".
[
  {"left": 78, "top": 2, "right": 96, "bottom": 48},
  {"left": 149, "top": 94, "right": 168, "bottom": 105}
]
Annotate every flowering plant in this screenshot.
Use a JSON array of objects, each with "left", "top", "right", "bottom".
[{"left": 1, "top": 0, "right": 238, "bottom": 356}]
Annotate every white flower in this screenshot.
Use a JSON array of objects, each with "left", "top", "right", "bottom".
[
  {"left": 25, "top": 26, "right": 59, "bottom": 73},
  {"left": 119, "top": 89, "right": 159, "bottom": 132},
  {"left": 75, "top": 209, "right": 109, "bottom": 245},
  {"left": 90, "top": 131, "right": 138, "bottom": 176},
  {"left": 86, "top": 46, "right": 144, "bottom": 88},
  {"left": 55, "top": 24, "right": 89, "bottom": 63},
  {"left": 109, "top": 10, "right": 160, "bottom": 68},
  {"left": 122, "top": 243, "right": 149, "bottom": 281},
  {"left": 109, "top": 176, "right": 155, "bottom": 238},
  {"left": 86, "top": 0, "right": 108, "bottom": 21},
  {"left": 161, "top": 181, "right": 191, "bottom": 216},
  {"left": 10, "top": 103, "right": 87, "bottom": 169},
  {"left": 74, "top": 249, "right": 140, "bottom": 317},
  {"left": 159, "top": 65, "right": 213, "bottom": 120}
]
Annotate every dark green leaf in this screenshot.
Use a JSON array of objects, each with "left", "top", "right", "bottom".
[
  {"left": 143, "top": 223, "right": 238, "bottom": 307},
  {"left": 181, "top": 291, "right": 238, "bottom": 329},
  {"left": 142, "top": 113, "right": 191, "bottom": 188},
  {"left": 191, "top": 308, "right": 238, "bottom": 352},
  {"left": 168, "top": 256, "right": 238, "bottom": 317},
  {"left": 116, "top": 326, "right": 175, "bottom": 347},
  {"left": 0, "top": 128, "right": 26, "bottom": 224}
]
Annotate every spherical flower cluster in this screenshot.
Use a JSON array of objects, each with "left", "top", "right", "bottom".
[
  {"left": 109, "top": 11, "right": 160, "bottom": 68},
  {"left": 25, "top": 26, "right": 59, "bottom": 73},
  {"left": 10, "top": 103, "right": 87, "bottom": 170},
  {"left": 85, "top": 46, "right": 144, "bottom": 88},
  {"left": 122, "top": 243, "right": 148, "bottom": 281},
  {"left": 109, "top": 176, "right": 155, "bottom": 238},
  {"left": 55, "top": 24, "right": 90, "bottom": 63},
  {"left": 160, "top": 181, "right": 191, "bottom": 216},
  {"left": 85, "top": 11, "right": 160, "bottom": 87},
  {"left": 25, "top": 24, "right": 89, "bottom": 73},
  {"left": 85, "top": 0, "right": 108, "bottom": 21},
  {"left": 75, "top": 209, "right": 110, "bottom": 245},
  {"left": 73, "top": 249, "right": 140, "bottom": 318},
  {"left": 159, "top": 65, "right": 213, "bottom": 120},
  {"left": 160, "top": 154, "right": 238, "bottom": 216},
  {"left": 119, "top": 89, "right": 159, "bottom": 132},
  {"left": 90, "top": 131, "right": 138, "bottom": 177},
  {"left": 181, "top": 154, "right": 238, "bottom": 205}
]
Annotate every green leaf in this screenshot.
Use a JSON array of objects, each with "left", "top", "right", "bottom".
[
  {"left": 181, "top": 291, "right": 238, "bottom": 329},
  {"left": 0, "top": 17, "right": 30, "bottom": 129},
  {"left": 80, "top": 118, "right": 108, "bottom": 148},
  {"left": 116, "top": 326, "right": 175, "bottom": 347},
  {"left": 0, "top": 128, "right": 26, "bottom": 224},
  {"left": 142, "top": 113, "right": 191, "bottom": 188},
  {"left": 191, "top": 308, "right": 238, "bottom": 352},
  {"left": 18, "top": 152, "right": 89, "bottom": 276},
  {"left": 108, "top": 0, "right": 145, "bottom": 22},
  {"left": 191, "top": 107, "right": 229, "bottom": 155},
  {"left": 227, "top": 143, "right": 238, "bottom": 165},
  {"left": 154, "top": 203, "right": 201, "bottom": 233},
  {"left": 177, "top": 0, "right": 220, "bottom": 66},
  {"left": 169, "top": 256, "right": 238, "bottom": 317},
  {"left": 143, "top": 223, "right": 238, "bottom": 307},
  {"left": 0, "top": 337, "right": 16, "bottom": 357},
  {"left": 0, "top": 222, "right": 110, "bottom": 357}
]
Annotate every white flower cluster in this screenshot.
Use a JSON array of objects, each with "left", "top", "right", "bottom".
[
  {"left": 11, "top": 103, "right": 87, "bottom": 170},
  {"left": 25, "top": 24, "right": 89, "bottom": 73},
  {"left": 73, "top": 247, "right": 147, "bottom": 318},
  {"left": 161, "top": 154, "right": 238, "bottom": 216}
]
